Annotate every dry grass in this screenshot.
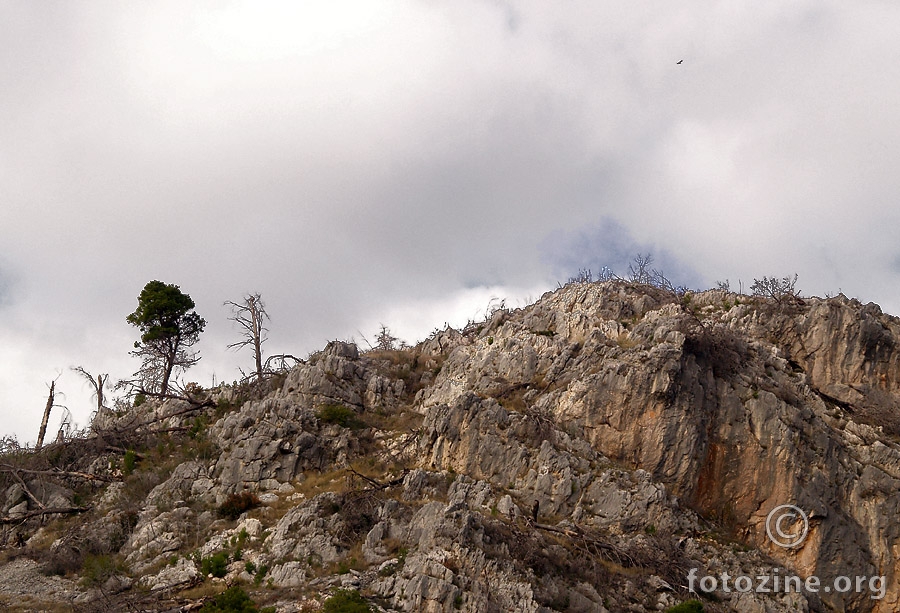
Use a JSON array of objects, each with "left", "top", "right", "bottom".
[
  {"left": 177, "top": 582, "right": 227, "bottom": 600},
  {"left": 616, "top": 331, "right": 639, "bottom": 349},
  {"left": 0, "top": 596, "right": 73, "bottom": 613},
  {"left": 365, "top": 408, "right": 423, "bottom": 434}
]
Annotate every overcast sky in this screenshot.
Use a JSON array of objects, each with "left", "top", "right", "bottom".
[{"left": 2, "top": 0, "right": 900, "bottom": 442}]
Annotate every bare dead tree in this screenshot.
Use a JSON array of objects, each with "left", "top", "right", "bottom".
[
  {"left": 225, "top": 293, "right": 270, "bottom": 383},
  {"left": 628, "top": 253, "right": 654, "bottom": 284},
  {"left": 35, "top": 376, "right": 64, "bottom": 451},
  {"left": 375, "top": 324, "right": 399, "bottom": 351},
  {"left": 263, "top": 353, "right": 302, "bottom": 374},
  {"left": 72, "top": 367, "right": 109, "bottom": 414}
]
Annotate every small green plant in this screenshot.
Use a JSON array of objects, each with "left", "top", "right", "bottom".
[
  {"left": 645, "top": 524, "right": 657, "bottom": 535},
  {"left": 189, "top": 415, "right": 208, "bottom": 438},
  {"left": 244, "top": 561, "right": 256, "bottom": 574},
  {"left": 201, "top": 551, "right": 229, "bottom": 578},
  {"left": 665, "top": 600, "right": 704, "bottom": 613},
  {"left": 199, "top": 586, "right": 260, "bottom": 612},
  {"left": 217, "top": 492, "right": 260, "bottom": 520},
  {"left": 253, "top": 564, "right": 269, "bottom": 586},
  {"left": 317, "top": 404, "right": 364, "bottom": 429},
  {"left": 322, "top": 589, "right": 373, "bottom": 613},
  {"left": 80, "top": 554, "right": 119, "bottom": 587},
  {"left": 487, "top": 336, "right": 494, "bottom": 345},
  {"left": 123, "top": 449, "right": 137, "bottom": 476},
  {"left": 133, "top": 392, "right": 146, "bottom": 407},
  {"left": 454, "top": 594, "right": 464, "bottom": 609}
]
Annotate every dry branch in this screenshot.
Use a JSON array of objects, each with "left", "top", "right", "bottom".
[
  {"left": 0, "top": 464, "right": 115, "bottom": 483},
  {"left": 0, "top": 506, "right": 90, "bottom": 524}
]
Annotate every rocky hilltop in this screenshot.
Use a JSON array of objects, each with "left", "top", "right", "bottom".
[{"left": 2, "top": 281, "right": 899, "bottom": 612}]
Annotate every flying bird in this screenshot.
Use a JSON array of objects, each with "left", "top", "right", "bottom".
[{"left": 676, "top": 59, "right": 683, "bottom": 65}]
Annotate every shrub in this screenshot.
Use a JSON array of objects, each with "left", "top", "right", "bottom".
[
  {"left": 123, "top": 449, "right": 137, "bottom": 476},
  {"left": 317, "top": 404, "right": 362, "bottom": 429},
  {"left": 80, "top": 554, "right": 119, "bottom": 586},
  {"left": 201, "top": 551, "right": 230, "bottom": 578},
  {"left": 322, "top": 589, "right": 373, "bottom": 613},
  {"left": 666, "top": 600, "right": 704, "bottom": 613},
  {"left": 253, "top": 564, "right": 269, "bottom": 586},
  {"left": 751, "top": 274, "right": 800, "bottom": 303},
  {"left": 199, "top": 586, "right": 260, "bottom": 612},
  {"left": 218, "top": 492, "right": 260, "bottom": 520}
]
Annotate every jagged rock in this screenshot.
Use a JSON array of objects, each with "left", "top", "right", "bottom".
[
  {"left": 266, "top": 493, "right": 344, "bottom": 565},
  {"left": 140, "top": 558, "right": 200, "bottom": 591},
  {"left": 102, "top": 574, "right": 133, "bottom": 594},
  {"left": 7, "top": 501, "right": 27, "bottom": 519},
  {"left": 269, "top": 562, "right": 307, "bottom": 587},
  {"left": 124, "top": 506, "right": 196, "bottom": 573},
  {"left": 418, "top": 284, "right": 900, "bottom": 611},
  {"left": 2, "top": 484, "right": 25, "bottom": 513}
]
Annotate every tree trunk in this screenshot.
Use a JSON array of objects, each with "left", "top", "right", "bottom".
[
  {"left": 252, "top": 301, "right": 263, "bottom": 382},
  {"left": 35, "top": 381, "right": 54, "bottom": 451}
]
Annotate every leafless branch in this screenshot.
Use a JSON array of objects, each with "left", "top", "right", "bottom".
[
  {"left": 225, "top": 293, "right": 270, "bottom": 383},
  {"left": 0, "top": 506, "right": 91, "bottom": 524}
]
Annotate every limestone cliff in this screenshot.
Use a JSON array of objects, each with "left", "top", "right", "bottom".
[{"left": 1, "top": 281, "right": 898, "bottom": 612}]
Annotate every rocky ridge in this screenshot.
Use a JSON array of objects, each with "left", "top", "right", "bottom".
[{"left": 1, "top": 281, "right": 899, "bottom": 612}]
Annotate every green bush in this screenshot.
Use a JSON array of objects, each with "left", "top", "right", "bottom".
[
  {"left": 217, "top": 492, "right": 260, "bottom": 520},
  {"left": 317, "top": 404, "right": 362, "bottom": 429},
  {"left": 123, "top": 449, "right": 137, "bottom": 476},
  {"left": 666, "top": 600, "right": 704, "bottom": 613},
  {"left": 201, "top": 551, "right": 229, "bottom": 578},
  {"left": 199, "top": 586, "right": 260, "bottom": 613},
  {"left": 80, "top": 554, "right": 118, "bottom": 586},
  {"left": 322, "top": 589, "right": 373, "bottom": 613},
  {"left": 253, "top": 564, "right": 269, "bottom": 586}
]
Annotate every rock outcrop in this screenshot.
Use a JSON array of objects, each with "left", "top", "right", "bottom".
[{"left": 2, "top": 282, "right": 899, "bottom": 612}]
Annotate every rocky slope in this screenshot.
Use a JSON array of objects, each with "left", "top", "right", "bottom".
[{"left": 2, "top": 281, "right": 899, "bottom": 612}]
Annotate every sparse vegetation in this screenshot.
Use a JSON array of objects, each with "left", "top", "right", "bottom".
[
  {"left": 317, "top": 404, "right": 364, "bottom": 429},
  {"left": 123, "top": 449, "right": 137, "bottom": 476},
  {"left": 198, "top": 586, "right": 261, "bottom": 613},
  {"left": 751, "top": 274, "right": 800, "bottom": 303},
  {"left": 217, "top": 492, "right": 260, "bottom": 520},
  {"left": 201, "top": 551, "right": 230, "bottom": 578},
  {"left": 322, "top": 589, "right": 374, "bottom": 613}
]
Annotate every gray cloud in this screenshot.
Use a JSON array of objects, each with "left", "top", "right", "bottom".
[
  {"left": 3, "top": 1, "right": 900, "bottom": 441},
  {"left": 541, "top": 217, "right": 703, "bottom": 289}
]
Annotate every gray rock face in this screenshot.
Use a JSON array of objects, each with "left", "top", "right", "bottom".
[
  {"left": 140, "top": 558, "right": 200, "bottom": 591},
  {"left": 208, "top": 341, "right": 407, "bottom": 494},
  {"left": 419, "top": 284, "right": 900, "bottom": 612}
]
